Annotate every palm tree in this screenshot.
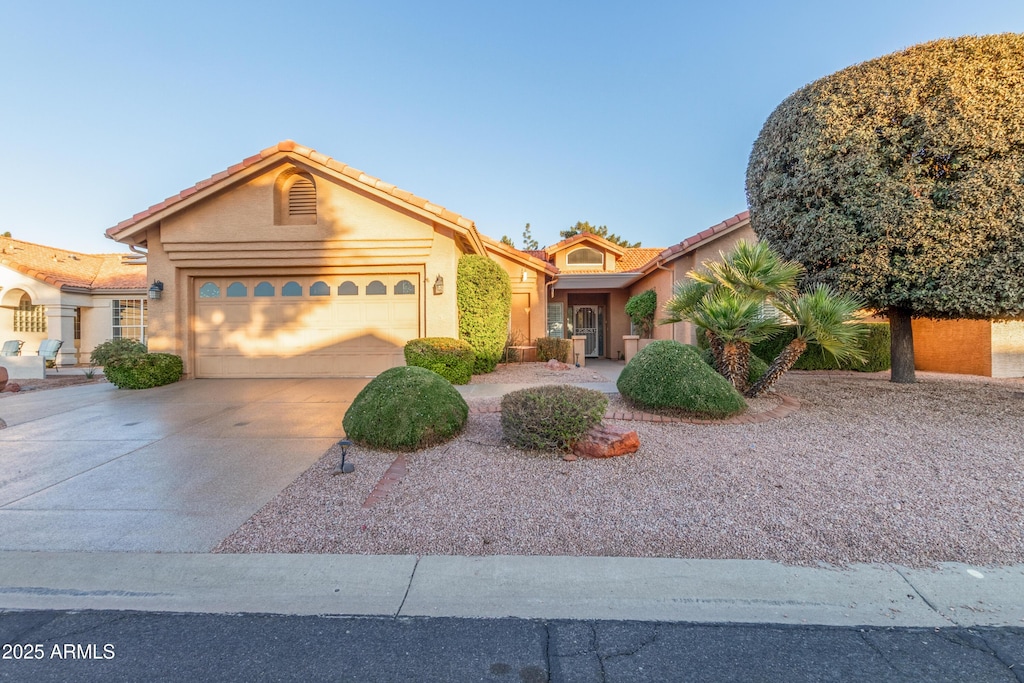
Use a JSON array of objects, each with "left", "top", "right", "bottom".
[
  {"left": 686, "top": 288, "right": 781, "bottom": 391},
  {"left": 700, "top": 240, "right": 803, "bottom": 299},
  {"left": 662, "top": 241, "right": 800, "bottom": 391},
  {"left": 746, "top": 285, "right": 867, "bottom": 397}
]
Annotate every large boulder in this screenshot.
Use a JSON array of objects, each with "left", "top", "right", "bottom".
[{"left": 571, "top": 424, "right": 640, "bottom": 459}]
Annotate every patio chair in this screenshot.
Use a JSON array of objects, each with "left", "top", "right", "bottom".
[
  {"left": 37, "top": 339, "right": 63, "bottom": 371},
  {"left": 1, "top": 340, "right": 24, "bottom": 356}
]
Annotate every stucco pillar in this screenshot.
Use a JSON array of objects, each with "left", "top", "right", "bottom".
[
  {"left": 44, "top": 304, "right": 78, "bottom": 366},
  {"left": 571, "top": 335, "right": 587, "bottom": 367},
  {"left": 623, "top": 335, "right": 640, "bottom": 363}
]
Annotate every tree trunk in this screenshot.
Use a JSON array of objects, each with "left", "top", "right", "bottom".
[
  {"left": 746, "top": 338, "right": 807, "bottom": 398},
  {"left": 721, "top": 341, "right": 749, "bottom": 392},
  {"left": 707, "top": 332, "right": 725, "bottom": 373},
  {"left": 888, "top": 307, "right": 916, "bottom": 384}
]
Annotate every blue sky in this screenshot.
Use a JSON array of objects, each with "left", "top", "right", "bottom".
[{"left": 2, "top": 1, "right": 1023, "bottom": 254}]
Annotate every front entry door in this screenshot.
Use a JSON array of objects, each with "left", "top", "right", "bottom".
[{"left": 574, "top": 306, "right": 603, "bottom": 357}]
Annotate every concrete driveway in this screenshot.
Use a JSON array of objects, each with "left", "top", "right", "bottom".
[{"left": 0, "top": 378, "right": 367, "bottom": 552}]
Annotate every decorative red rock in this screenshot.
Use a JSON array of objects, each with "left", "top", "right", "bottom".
[
  {"left": 571, "top": 424, "right": 640, "bottom": 459},
  {"left": 546, "top": 358, "right": 571, "bottom": 371},
  {"left": 0, "top": 366, "right": 7, "bottom": 392}
]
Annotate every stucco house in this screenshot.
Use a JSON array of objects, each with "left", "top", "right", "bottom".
[
  {"left": 102, "top": 141, "right": 764, "bottom": 379},
  {"left": 0, "top": 235, "right": 147, "bottom": 374},
  {"left": 8, "top": 139, "right": 1013, "bottom": 380}
]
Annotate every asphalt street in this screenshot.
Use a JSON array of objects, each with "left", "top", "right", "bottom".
[{"left": 1, "top": 611, "right": 1021, "bottom": 682}]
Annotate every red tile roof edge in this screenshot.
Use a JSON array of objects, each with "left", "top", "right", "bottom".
[
  {"left": 106, "top": 140, "right": 479, "bottom": 238},
  {"left": 480, "top": 235, "right": 559, "bottom": 274},
  {"left": 544, "top": 232, "right": 628, "bottom": 256},
  {"left": 653, "top": 210, "right": 751, "bottom": 263},
  {"left": 0, "top": 236, "right": 147, "bottom": 291}
]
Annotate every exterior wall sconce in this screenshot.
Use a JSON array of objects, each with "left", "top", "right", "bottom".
[
  {"left": 433, "top": 275, "right": 444, "bottom": 295},
  {"left": 148, "top": 281, "right": 164, "bottom": 300}
]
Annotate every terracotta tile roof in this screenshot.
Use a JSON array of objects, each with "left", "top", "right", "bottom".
[
  {"left": 0, "top": 236, "right": 146, "bottom": 291},
  {"left": 614, "top": 247, "right": 665, "bottom": 272},
  {"left": 655, "top": 211, "right": 751, "bottom": 263},
  {"left": 480, "top": 235, "right": 559, "bottom": 275},
  {"left": 106, "top": 140, "right": 478, "bottom": 239}
]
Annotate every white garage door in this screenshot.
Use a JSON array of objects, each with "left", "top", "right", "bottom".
[{"left": 193, "top": 274, "right": 420, "bottom": 378}]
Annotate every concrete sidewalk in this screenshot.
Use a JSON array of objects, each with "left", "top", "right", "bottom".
[{"left": 1, "top": 552, "right": 1022, "bottom": 628}]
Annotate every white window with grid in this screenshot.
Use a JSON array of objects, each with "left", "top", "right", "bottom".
[{"left": 112, "top": 299, "right": 147, "bottom": 342}]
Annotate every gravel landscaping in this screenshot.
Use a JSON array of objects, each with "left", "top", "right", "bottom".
[{"left": 214, "top": 367, "right": 1024, "bottom": 568}]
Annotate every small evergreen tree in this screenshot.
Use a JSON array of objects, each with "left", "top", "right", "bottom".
[{"left": 457, "top": 255, "right": 512, "bottom": 374}]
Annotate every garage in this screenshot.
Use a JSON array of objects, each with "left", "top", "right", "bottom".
[{"left": 193, "top": 274, "right": 420, "bottom": 378}]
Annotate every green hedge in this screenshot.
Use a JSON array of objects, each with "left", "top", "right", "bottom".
[
  {"left": 404, "top": 337, "right": 476, "bottom": 384},
  {"left": 457, "top": 255, "right": 512, "bottom": 374},
  {"left": 90, "top": 338, "right": 147, "bottom": 366},
  {"left": 105, "top": 353, "right": 183, "bottom": 389},
  {"left": 625, "top": 289, "right": 657, "bottom": 338},
  {"left": 501, "top": 385, "right": 607, "bottom": 451},
  {"left": 343, "top": 366, "right": 468, "bottom": 451},
  {"left": 752, "top": 322, "right": 891, "bottom": 372},
  {"left": 617, "top": 340, "right": 746, "bottom": 418},
  {"left": 536, "top": 337, "right": 571, "bottom": 363}
]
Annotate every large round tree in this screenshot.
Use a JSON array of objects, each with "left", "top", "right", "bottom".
[{"left": 746, "top": 34, "right": 1024, "bottom": 382}]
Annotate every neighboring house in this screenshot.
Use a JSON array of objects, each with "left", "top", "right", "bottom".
[
  {"left": 100, "top": 140, "right": 1021, "bottom": 379},
  {"left": 0, "top": 235, "right": 148, "bottom": 367}
]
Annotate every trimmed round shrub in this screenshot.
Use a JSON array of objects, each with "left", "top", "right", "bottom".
[
  {"left": 501, "top": 385, "right": 607, "bottom": 451},
  {"left": 700, "top": 347, "right": 769, "bottom": 386},
  {"left": 90, "top": 338, "right": 147, "bottom": 366},
  {"left": 457, "top": 254, "right": 512, "bottom": 374},
  {"left": 404, "top": 337, "right": 476, "bottom": 384},
  {"left": 617, "top": 340, "right": 745, "bottom": 418},
  {"left": 343, "top": 366, "right": 468, "bottom": 451},
  {"left": 105, "top": 353, "right": 183, "bottom": 390}
]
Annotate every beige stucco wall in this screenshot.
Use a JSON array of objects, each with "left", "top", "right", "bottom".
[
  {"left": 141, "top": 161, "right": 470, "bottom": 376},
  {"left": 990, "top": 320, "right": 1024, "bottom": 378}
]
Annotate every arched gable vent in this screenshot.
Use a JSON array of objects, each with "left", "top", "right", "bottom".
[
  {"left": 288, "top": 175, "right": 317, "bottom": 217},
  {"left": 274, "top": 169, "right": 318, "bottom": 225}
]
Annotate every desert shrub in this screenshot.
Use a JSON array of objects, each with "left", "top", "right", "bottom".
[
  {"left": 90, "top": 338, "right": 147, "bottom": 366},
  {"left": 625, "top": 289, "right": 657, "bottom": 338},
  {"left": 104, "top": 353, "right": 183, "bottom": 390},
  {"left": 457, "top": 254, "right": 512, "bottom": 374},
  {"left": 751, "top": 323, "right": 891, "bottom": 372},
  {"left": 503, "top": 329, "right": 529, "bottom": 363},
  {"left": 617, "top": 340, "right": 745, "bottom": 418},
  {"left": 343, "top": 366, "right": 468, "bottom": 451},
  {"left": 404, "top": 337, "right": 476, "bottom": 385},
  {"left": 501, "top": 385, "right": 607, "bottom": 451},
  {"left": 700, "top": 347, "right": 769, "bottom": 385},
  {"left": 536, "top": 336, "right": 571, "bottom": 363}
]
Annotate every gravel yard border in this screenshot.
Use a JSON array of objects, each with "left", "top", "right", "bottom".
[{"left": 215, "top": 369, "right": 1024, "bottom": 568}]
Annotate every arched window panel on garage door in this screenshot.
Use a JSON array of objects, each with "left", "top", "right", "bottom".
[
  {"left": 254, "top": 282, "right": 275, "bottom": 297},
  {"left": 366, "top": 280, "right": 387, "bottom": 295},
  {"left": 282, "top": 281, "right": 303, "bottom": 297},
  {"left": 227, "top": 282, "right": 248, "bottom": 297},
  {"left": 199, "top": 282, "right": 221, "bottom": 298},
  {"left": 395, "top": 279, "right": 416, "bottom": 295},
  {"left": 309, "top": 281, "right": 330, "bottom": 296},
  {"left": 338, "top": 281, "right": 358, "bottom": 296}
]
